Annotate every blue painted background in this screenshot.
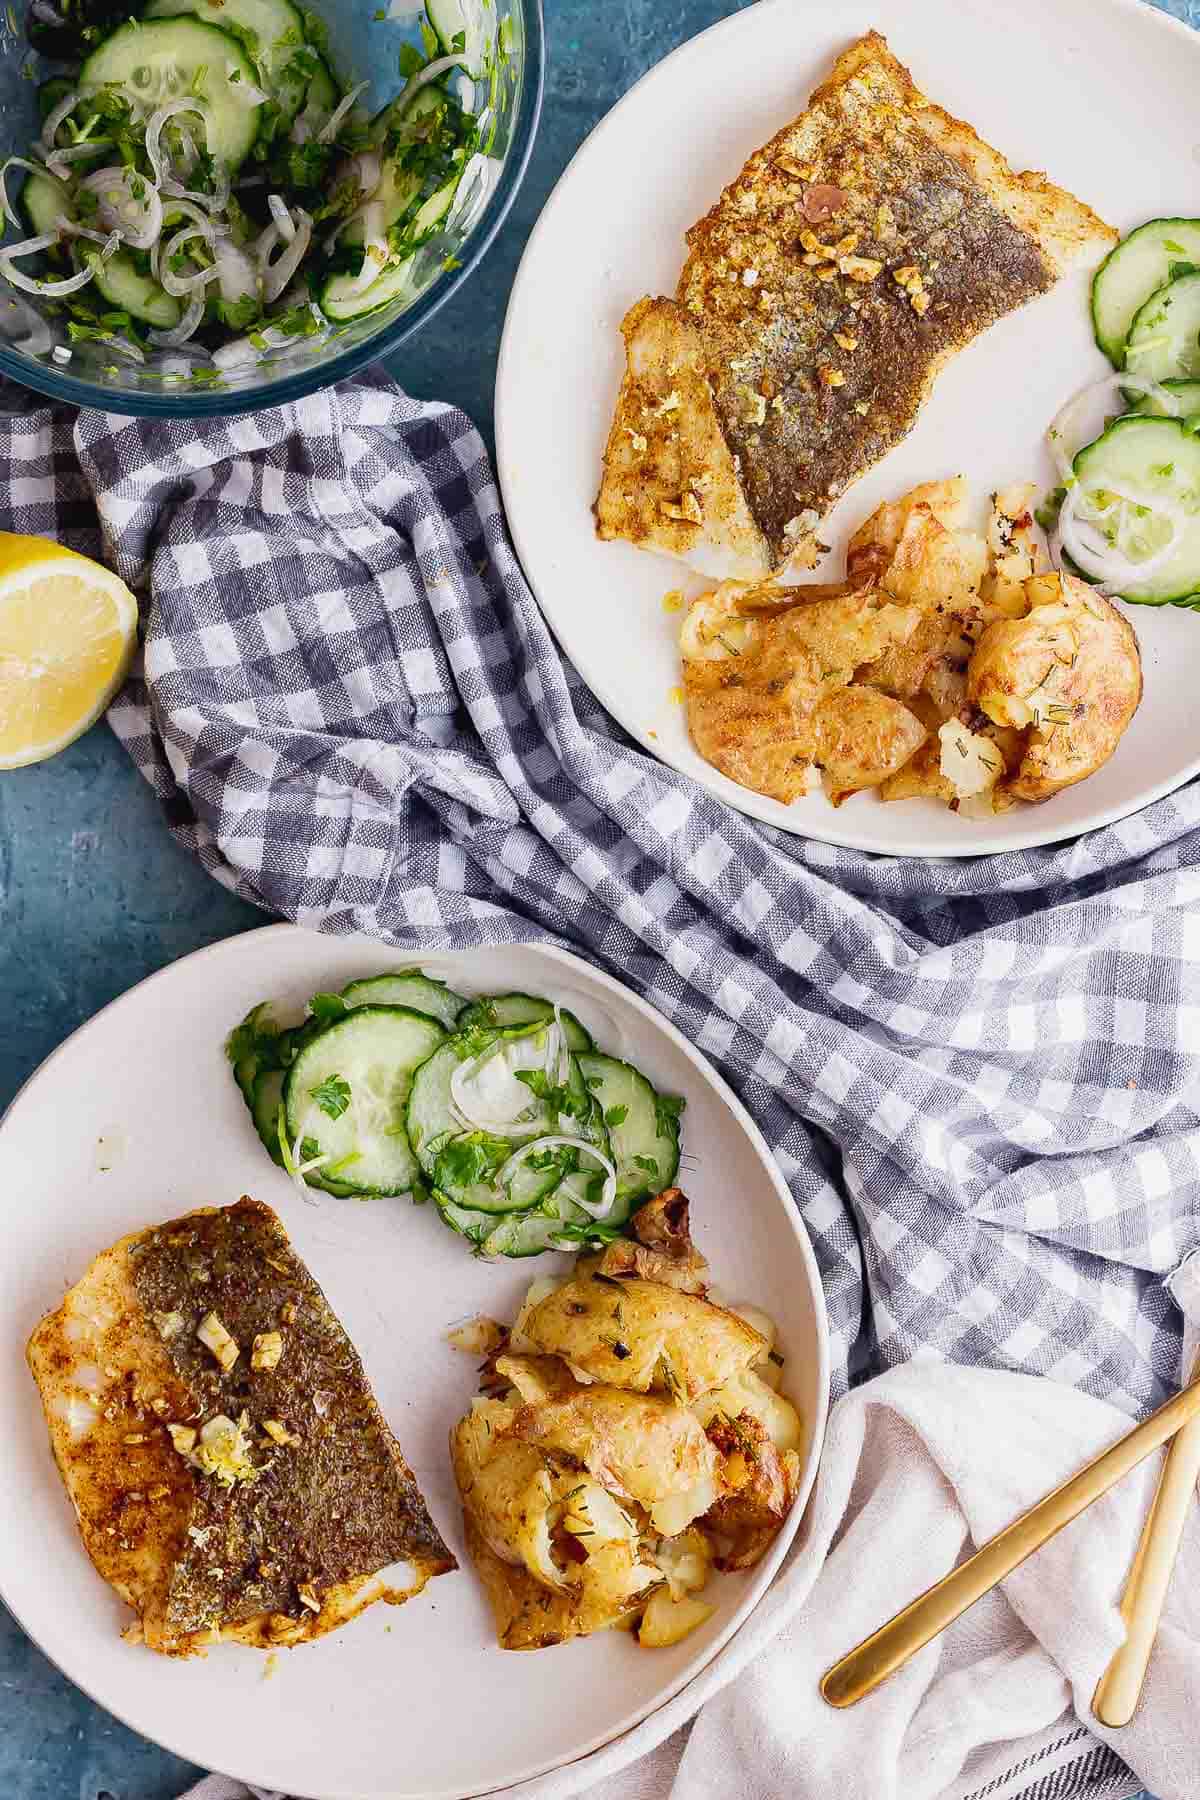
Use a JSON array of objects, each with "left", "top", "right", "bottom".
[{"left": 0, "top": 0, "right": 1187, "bottom": 1793}]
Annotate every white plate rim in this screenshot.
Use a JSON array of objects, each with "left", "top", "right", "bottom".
[
  {"left": 494, "top": 0, "right": 1200, "bottom": 860},
  {"left": 0, "top": 921, "right": 831, "bottom": 1799}
]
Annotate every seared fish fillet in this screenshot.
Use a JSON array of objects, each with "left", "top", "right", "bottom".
[
  {"left": 596, "top": 32, "right": 1115, "bottom": 576},
  {"left": 27, "top": 1197, "right": 454, "bottom": 1656}
]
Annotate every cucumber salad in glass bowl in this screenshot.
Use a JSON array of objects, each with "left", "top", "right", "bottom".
[
  {"left": 0, "top": 0, "right": 540, "bottom": 410},
  {"left": 226, "top": 973, "right": 689, "bottom": 1261}
]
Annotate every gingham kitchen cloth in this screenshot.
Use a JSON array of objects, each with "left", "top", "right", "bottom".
[{"left": 4, "top": 365, "right": 1200, "bottom": 1799}]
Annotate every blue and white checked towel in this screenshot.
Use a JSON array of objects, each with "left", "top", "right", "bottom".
[{"left": 5, "top": 367, "right": 1200, "bottom": 1800}]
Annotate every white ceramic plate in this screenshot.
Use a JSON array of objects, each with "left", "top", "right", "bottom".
[
  {"left": 496, "top": 0, "right": 1200, "bottom": 857},
  {"left": 0, "top": 925, "right": 829, "bottom": 1800}
]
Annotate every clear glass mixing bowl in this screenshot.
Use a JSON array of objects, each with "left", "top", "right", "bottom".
[{"left": 0, "top": 0, "right": 543, "bottom": 415}]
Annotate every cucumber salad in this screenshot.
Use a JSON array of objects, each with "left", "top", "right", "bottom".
[
  {"left": 225, "top": 973, "right": 688, "bottom": 1261},
  {"left": 1044, "top": 218, "right": 1200, "bottom": 608},
  {"left": 1, "top": 0, "right": 507, "bottom": 371}
]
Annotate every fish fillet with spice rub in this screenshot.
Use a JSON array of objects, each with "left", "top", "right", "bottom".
[
  {"left": 595, "top": 32, "right": 1115, "bottom": 578},
  {"left": 27, "top": 1196, "right": 454, "bottom": 1655}
]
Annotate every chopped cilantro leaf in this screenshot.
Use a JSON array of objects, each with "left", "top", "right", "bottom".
[{"left": 310, "top": 1073, "right": 352, "bottom": 1120}]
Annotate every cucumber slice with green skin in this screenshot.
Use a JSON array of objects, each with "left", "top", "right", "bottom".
[
  {"left": 81, "top": 18, "right": 263, "bottom": 170},
  {"left": 23, "top": 174, "right": 182, "bottom": 327},
  {"left": 341, "top": 971, "right": 467, "bottom": 1029},
  {"left": 284, "top": 1004, "right": 445, "bottom": 1196},
  {"left": 1072, "top": 415, "right": 1200, "bottom": 605},
  {"left": 92, "top": 248, "right": 183, "bottom": 328},
  {"left": 144, "top": 0, "right": 309, "bottom": 122},
  {"left": 457, "top": 994, "right": 593, "bottom": 1054},
  {"left": 426, "top": 0, "right": 489, "bottom": 67},
  {"left": 341, "top": 158, "right": 423, "bottom": 248},
  {"left": 480, "top": 1210, "right": 568, "bottom": 1258},
  {"left": 1092, "top": 219, "right": 1200, "bottom": 366},
  {"left": 1123, "top": 272, "right": 1200, "bottom": 386},
  {"left": 304, "top": 52, "right": 338, "bottom": 118},
  {"left": 576, "top": 1053, "right": 682, "bottom": 1206},
  {"left": 1129, "top": 376, "right": 1200, "bottom": 419},
  {"left": 22, "top": 171, "right": 72, "bottom": 239},
  {"left": 251, "top": 1066, "right": 286, "bottom": 1165},
  {"left": 371, "top": 79, "right": 445, "bottom": 144},
  {"left": 409, "top": 173, "right": 458, "bottom": 240},
  {"left": 434, "top": 1192, "right": 498, "bottom": 1248},
  {"left": 407, "top": 1024, "right": 558, "bottom": 1173},
  {"left": 225, "top": 999, "right": 285, "bottom": 1103},
  {"left": 320, "top": 258, "right": 414, "bottom": 321}
]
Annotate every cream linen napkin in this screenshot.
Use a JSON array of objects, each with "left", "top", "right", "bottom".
[{"left": 184, "top": 1341, "right": 1200, "bottom": 1800}]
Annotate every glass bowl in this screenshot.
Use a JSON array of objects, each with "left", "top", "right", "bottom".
[{"left": 0, "top": 0, "right": 543, "bottom": 415}]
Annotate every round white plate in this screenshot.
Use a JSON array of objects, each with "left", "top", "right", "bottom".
[
  {"left": 496, "top": 0, "right": 1200, "bottom": 858},
  {"left": 0, "top": 925, "right": 829, "bottom": 1800}
]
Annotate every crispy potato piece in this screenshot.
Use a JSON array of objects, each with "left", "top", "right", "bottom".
[
  {"left": 523, "top": 1273, "right": 766, "bottom": 1401},
  {"left": 699, "top": 1411, "right": 800, "bottom": 1571},
  {"left": 968, "top": 572, "right": 1142, "bottom": 801},
  {"left": 815, "top": 684, "right": 929, "bottom": 805},
  {"left": 460, "top": 1515, "right": 654, "bottom": 1652},
  {"left": 501, "top": 1361, "right": 720, "bottom": 1531},
  {"left": 638, "top": 1588, "right": 716, "bottom": 1648},
  {"left": 581, "top": 1189, "right": 710, "bottom": 1294}
]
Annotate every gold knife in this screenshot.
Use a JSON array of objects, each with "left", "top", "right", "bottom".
[{"left": 821, "top": 1372, "right": 1200, "bottom": 1708}]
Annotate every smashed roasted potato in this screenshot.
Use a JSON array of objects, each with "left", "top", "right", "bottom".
[
  {"left": 680, "top": 477, "right": 1143, "bottom": 814},
  {"left": 448, "top": 1191, "right": 802, "bottom": 1652}
]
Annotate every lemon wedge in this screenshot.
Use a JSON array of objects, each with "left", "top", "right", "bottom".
[{"left": 0, "top": 534, "right": 138, "bottom": 769}]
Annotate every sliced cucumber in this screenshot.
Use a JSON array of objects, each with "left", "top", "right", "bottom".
[
  {"left": 480, "top": 1211, "right": 567, "bottom": 1259},
  {"left": 251, "top": 1066, "right": 286, "bottom": 1165},
  {"left": 81, "top": 19, "right": 263, "bottom": 170},
  {"left": 144, "top": 0, "right": 309, "bottom": 122},
  {"left": 1123, "top": 272, "right": 1200, "bottom": 385},
  {"left": 1129, "top": 376, "right": 1200, "bottom": 419},
  {"left": 1093, "top": 219, "right": 1200, "bottom": 366},
  {"left": 91, "top": 249, "right": 182, "bottom": 328},
  {"left": 371, "top": 79, "right": 446, "bottom": 142},
  {"left": 1072, "top": 414, "right": 1200, "bottom": 604},
  {"left": 341, "top": 158, "right": 422, "bottom": 248},
  {"left": 576, "top": 1053, "right": 682, "bottom": 1209},
  {"left": 409, "top": 173, "right": 458, "bottom": 239},
  {"left": 304, "top": 52, "right": 338, "bottom": 118},
  {"left": 426, "top": 0, "right": 488, "bottom": 67},
  {"left": 284, "top": 1004, "right": 445, "bottom": 1196},
  {"left": 22, "top": 171, "right": 71, "bottom": 239},
  {"left": 320, "top": 257, "right": 414, "bottom": 321},
  {"left": 341, "top": 970, "right": 466, "bottom": 1029},
  {"left": 23, "top": 176, "right": 183, "bottom": 325},
  {"left": 457, "top": 994, "right": 592, "bottom": 1054},
  {"left": 436, "top": 1193, "right": 498, "bottom": 1248},
  {"left": 406, "top": 1024, "right": 563, "bottom": 1173}
]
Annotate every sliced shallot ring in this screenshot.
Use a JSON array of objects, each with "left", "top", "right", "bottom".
[
  {"left": 261, "top": 208, "right": 311, "bottom": 302},
  {"left": 1047, "top": 373, "right": 1183, "bottom": 481},
  {"left": 267, "top": 193, "right": 295, "bottom": 241},
  {"left": 497, "top": 1136, "right": 618, "bottom": 1221},
  {"left": 148, "top": 292, "right": 205, "bottom": 347},
  {"left": 159, "top": 226, "right": 219, "bottom": 296},
  {"left": 1055, "top": 480, "right": 1184, "bottom": 588},
  {"left": 317, "top": 80, "right": 369, "bottom": 145},
  {"left": 145, "top": 98, "right": 207, "bottom": 189},
  {"left": 80, "top": 165, "right": 163, "bottom": 250},
  {"left": 41, "top": 87, "right": 84, "bottom": 148},
  {"left": 0, "top": 156, "right": 65, "bottom": 229},
  {"left": 0, "top": 236, "right": 96, "bottom": 297}
]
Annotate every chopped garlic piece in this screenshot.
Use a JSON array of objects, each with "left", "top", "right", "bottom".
[
  {"left": 167, "top": 1422, "right": 197, "bottom": 1456},
  {"left": 152, "top": 1310, "right": 185, "bottom": 1340},
  {"left": 193, "top": 1413, "right": 258, "bottom": 1487},
  {"left": 263, "top": 1418, "right": 300, "bottom": 1447},
  {"left": 197, "top": 1311, "right": 239, "bottom": 1372},
  {"left": 297, "top": 1582, "right": 321, "bottom": 1613},
  {"left": 251, "top": 1330, "right": 284, "bottom": 1372}
]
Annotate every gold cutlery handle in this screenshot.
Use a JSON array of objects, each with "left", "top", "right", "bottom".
[
  {"left": 1092, "top": 1353, "right": 1200, "bottom": 1727},
  {"left": 821, "top": 1376, "right": 1200, "bottom": 1708}
]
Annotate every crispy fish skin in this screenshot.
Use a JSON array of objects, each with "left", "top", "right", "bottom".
[
  {"left": 597, "top": 32, "right": 1115, "bottom": 575},
  {"left": 27, "top": 1197, "right": 454, "bottom": 1656}
]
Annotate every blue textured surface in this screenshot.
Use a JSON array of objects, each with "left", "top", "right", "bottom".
[{"left": 0, "top": 0, "right": 1187, "bottom": 1795}]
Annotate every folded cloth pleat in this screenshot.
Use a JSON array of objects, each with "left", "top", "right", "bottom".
[{"left": 3, "top": 367, "right": 1199, "bottom": 1800}]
